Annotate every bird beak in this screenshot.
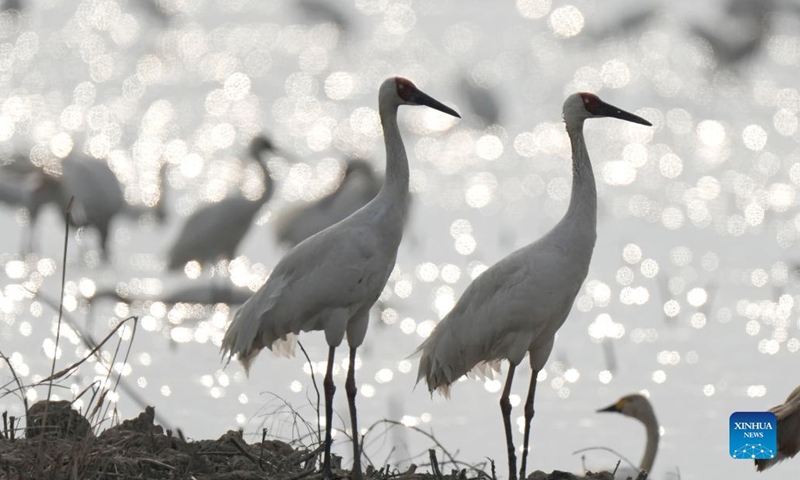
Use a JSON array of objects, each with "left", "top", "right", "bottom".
[
  {"left": 595, "top": 100, "right": 652, "bottom": 126},
  {"left": 597, "top": 402, "right": 620, "bottom": 413},
  {"left": 273, "top": 147, "right": 296, "bottom": 162},
  {"left": 412, "top": 89, "right": 461, "bottom": 118}
]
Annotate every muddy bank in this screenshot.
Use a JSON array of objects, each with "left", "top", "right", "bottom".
[{"left": 0, "top": 401, "right": 626, "bottom": 480}]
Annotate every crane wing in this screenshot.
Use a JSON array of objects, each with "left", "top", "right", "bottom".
[
  {"left": 61, "top": 156, "right": 123, "bottom": 226},
  {"left": 223, "top": 220, "right": 392, "bottom": 372},
  {"left": 417, "top": 240, "right": 587, "bottom": 395},
  {"left": 773, "top": 386, "right": 800, "bottom": 460},
  {"left": 758, "top": 385, "right": 800, "bottom": 470}
]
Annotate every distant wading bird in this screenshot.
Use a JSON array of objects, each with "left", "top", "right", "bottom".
[
  {"left": 274, "top": 158, "right": 381, "bottom": 247},
  {"left": 167, "top": 135, "right": 278, "bottom": 271},
  {"left": 3, "top": 153, "right": 165, "bottom": 260},
  {"left": 222, "top": 78, "right": 459, "bottom": 480},
  {"left": 597, "top": 394, "right": 659, "bottom": 476},
  {"left": 756, "top": 384, "right": 800, "bottom": 472},
  {"left": 26, "top": 154, "right": 125, "bottom": 261},
  {"left": 416, "top": 93, "right": 651, "bottom": 480}
]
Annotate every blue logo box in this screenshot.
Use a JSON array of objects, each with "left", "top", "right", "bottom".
[{"left": 729, "top": 411, "right": 777, "bottom": 460}]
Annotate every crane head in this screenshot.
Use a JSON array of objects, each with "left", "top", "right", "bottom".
[
  {"left": 249, "top": 134, "right": 276, "bottom": 156},
  {"left": 382, "top": 77, "right": 461, "bottom": 118},
  {"left": 249, "top": 134, "right": 296, "bottom": 162},
  {"left": 564, "top": 92, "right": 652, "bottom": 127}
]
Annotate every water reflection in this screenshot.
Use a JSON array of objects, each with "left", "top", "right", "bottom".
[{"left": 0, "top": 0, "right": 799, "bottom": 478}]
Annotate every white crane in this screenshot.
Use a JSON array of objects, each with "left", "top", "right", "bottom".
[
  {"left": 166, "top": 135, "right": 278, "bottom": 271},
  {"left": 756, "top": 384, "right": 800, "bottom": 472},
  {"left": 4, "top": 153, "right": 164, "bottom": 260},
  {"left": 19, "top": 154, "right": 125, "bottom": 261},
  {"left": 597, "top": 393, "right": 660, "bottom": 477},
  {"left": 221, "top": 77, "right": 459, "bottom": 480},
  {"left": 274, "top": 158, "right": 381, "bottom": 247},
  {"left": 60, "top": 153, "right": 126, "bottom": 261},
  {"left": 416, "top": 92, "right": 650, "bottom": 480}
]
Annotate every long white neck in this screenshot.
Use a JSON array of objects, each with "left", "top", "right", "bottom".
[
  {"left": 377, "top": 101, "right": 409, "bottom": 206},
  {"left": 640, "top": 409, "right": 660, "bottom": 473},
  {"left": 557, "top": 122, "right": 597, "bottom": 243}
]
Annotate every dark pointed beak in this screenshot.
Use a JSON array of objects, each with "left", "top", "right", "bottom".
[
  {"left": 597, "top": 403, "right": 619, "bottom": 413},
  {"left": 412, "top": 89, "right": 461, "bottom": 118},
  {"left": 273, "top": 147, "right": 296, "bottom": 162},
  {"left": 595, "top": 100, "right": 651, "bottom": 126}
]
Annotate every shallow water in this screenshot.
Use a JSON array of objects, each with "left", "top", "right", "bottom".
[{"left": 1, "top": 1, "right": 799, "bottom": 479}]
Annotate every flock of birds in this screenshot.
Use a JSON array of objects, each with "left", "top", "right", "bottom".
[{"left": 2, "top": 74, "right": 799, "bottom": 479}]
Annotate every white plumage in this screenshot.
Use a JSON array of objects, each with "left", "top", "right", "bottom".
[
  {"left": 222, "top": 77, "right": 459, "bottom": 480},
  {"left": 416, "top": 92, "right": 651, "bottom": 480}
]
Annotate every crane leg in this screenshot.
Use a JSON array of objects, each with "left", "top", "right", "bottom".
[
  {"left": 322, "top": 346, "right": 336, "bottom": 480},
  {"left": 23, "top": 210, "right": 39, "bottom": 254},
  {"left": 500, "top": 363, "right": 518, "bottom": 480},
  {"left": 345, "top": 347, "right": 362, "bottom": 480},
  {"left": 519, "top": 368, "right": 538, "bottom": 480},
  {"left": 99, "top": 228, "right": 111, "bottom": 263}
]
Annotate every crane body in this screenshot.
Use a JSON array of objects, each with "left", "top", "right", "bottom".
[
  {"left": 222, "top": 77, "right": 459, "bottom": 480},
  {"left": 167, "top": 136, "right": 276, "bottom": 270},
  {"left": 417, "top": 92, "right": 651, "bottom": 480}
]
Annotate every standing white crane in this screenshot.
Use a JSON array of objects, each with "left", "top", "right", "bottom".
[
  {"left": 274, "top": 158, "right": 381, "bottom": 247},
  {"left": 166, "top": 135, "right": 278, "bottom": 271},
  {"left": 416, "top": 92, "right": 650, "bottom": 480},
  {"left": 597, "top": 393, "right": 660, "bottom": 477},
  {"left": 60, "top": 153, "right": 126, "bottom": 261},
  {"left": 221, "top": 77, "right": 459, "bottom": 480},
  {"left": 21, "top": 154, "right": 126, "bottom": 261},
  {"left": 756, "top": 384, "right": 800, "bottom": 472},
  {"left": 5, "top": 153, "right": 164, "bottom": 260}
]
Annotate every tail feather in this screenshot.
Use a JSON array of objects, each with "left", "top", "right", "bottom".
[
  {"left": 272, "top": 333, "right": 297, "bottom": 358},
  {"left": 416, "top": 329, "right": 486, "bottom": 398},
  {"left": 220, "top": 273, "right": 293, "bottom": 374},
  {"left": 755, "top": 454, "right": 784, "bottom": 472}
]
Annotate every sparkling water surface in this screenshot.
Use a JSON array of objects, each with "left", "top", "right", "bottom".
[{"left": 0, "top": 1, "right": 798, "bottom": 479}]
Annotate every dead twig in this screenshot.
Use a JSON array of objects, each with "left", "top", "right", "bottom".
[
  {"left": 228, "top": 437, "right": 263, "bottom": 469},
  {"left": 138, "top": 458, "right": 175, "bottom": 471},
  {"left": 37, "top": 197, "right": 74, "bottom": 479},
  {"left": 291, "top": 443, "right": 325, "bottom": 466},
  {"left": 281, "top": 464, "right": 317, "bottom": 480},
  {"left": 572, "top": 446, "right": 638, "bottom": 472},
  {"left": 429, "top": 449, "right": 443, "bottom": 480},
  {"left": 0, "top": 352, "right": 29, "bottom": 415},
  {"left": 363, "top": 420, "right": 463, "bottom": 472},
  {"left": 297, "top": 340, "right": 321, "bottom": 444}
]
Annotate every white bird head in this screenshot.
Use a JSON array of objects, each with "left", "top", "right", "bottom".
[
  {"left": 563, "top": 92, "right": 652, "bottom": 129},
  {"left": 597, "top": 393, "right": 655, "bottom": 422},
  {"left": 379, "top": 77, "right": 461, "bottom": 118}
]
